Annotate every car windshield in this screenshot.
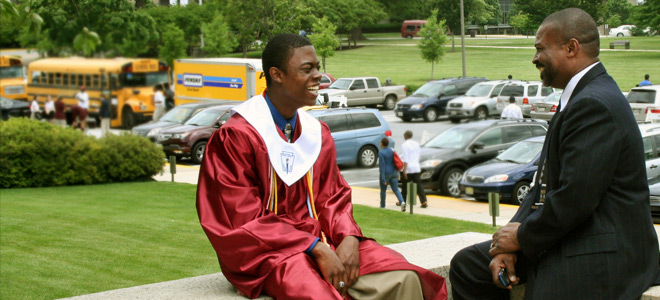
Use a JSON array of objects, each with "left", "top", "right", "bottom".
[
  {"left": 627, "top": 90, "right": 657, "bottom": 104},
  {"left": 413, "top": 82, "right": 444, "bottom": 97},
  {"left": 424, "top": 126, "right": 482, "bottom": 149},
  {"left": 119, "top": 71, "right": 169, "bottom": 87},
  {"left": 185, "top": 109, "right": 226, "bottom": 126},
  {"left": 159, "top": 106, "right": 196, "bottom": 124},
  {"left": 465, "top": 83, "right": 494, "bottom": 97},
  {"left": 328, "top": 79, "right": 352, "bottom": 90},
  {"left": 495, "top": 140, "right": 543, "bottom": 164}
]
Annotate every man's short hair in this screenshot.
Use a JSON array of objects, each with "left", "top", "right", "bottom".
[
  {"left": 262, "top": 33, "right": 312, "bottom": 86},
  {"left": 542, "top": 8, "right": 600, "bottom": 59},
  {"left": 381, "top": 138, "right": 390, "bottom": 147},
  {"left": 509, "top": 95, "right": 516, "bottom": 103},
  {"left": 404, "top": 130, "right": 413, "bottom": 139},
  {"left": 646, "top": 74, "right": 650, "bottom": 80}
]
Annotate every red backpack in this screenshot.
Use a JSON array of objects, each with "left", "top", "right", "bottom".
[{"left": 393, "top": 151, "right": 404, "bottom": 171}]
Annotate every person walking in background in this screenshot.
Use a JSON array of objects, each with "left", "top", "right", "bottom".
[
  {"left": 74, "top": 86, "right": 89, "bottom": 131},
  {"left": 400, "top": 130, "right": 428, "bottom": 209},
  {"left": 30, "top": 97, "right": 40, "bottom": 120},
  {"left": 640, "top": 74, "right": 652, "bottom": 86},
  {"left": 152, "top": 85, "right": 165, "bottom": 121},
  {"left": 450, "top": 8, "right": 659, "bottom": 300},
  {"left": 378, "top": 138, "right": 406, "bottom": 211},
  {"left": 99, "top": 93, "right": 111, "bottom": 137},
  {"left": 53, "top": 96, "right": 66, "bottom": 127},
  {"left": 44, "top": 95, "right": 55, "bottom": 123},
  {"left": 500, "top": 95, "right": 523, "bottom": 119}
]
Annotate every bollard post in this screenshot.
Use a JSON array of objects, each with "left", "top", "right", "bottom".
[
  {"left": 408, "top": 182, "right": 417, "bottom": 215},
  {"left": 170, "top": 156, "right": 176, "bottom": 182},
  {"left": 488, "top": 192, "right": 500, "bottom": 227}
]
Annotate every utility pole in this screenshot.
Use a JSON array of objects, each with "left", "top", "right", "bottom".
[{"left": 460, "top": 0, "right": 467, "bottom": 78}]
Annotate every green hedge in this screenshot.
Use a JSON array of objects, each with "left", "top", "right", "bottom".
[
  {"left": 0, "top": 118, "right": 164, "bottom": 188},
  {"left": 362, "top": 23, "right": 402, "bottom": 33}
]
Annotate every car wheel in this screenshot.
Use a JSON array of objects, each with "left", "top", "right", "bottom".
[
  {"left": 511, "top": 181, "right": 530, "bottom": 205},
  {"left": 358, "top": 145, "right": 378, "bottom": 168},
  {"left": 474, "top": 107, "right": 488, "bottom": 120},
  {"left": 401, "top": 116, "right": 412, "bottom": 122},
  {"left": 406, "top": 35, "right": 413, "bottom": 39},
  {"left": 449, "top": 117, "right": 461, "bottom": 123},
  {"left": 441, "top": 167, "right": 464, "bottom": 198},
  {"left": 423, "top": 107, "right": 438, "bottom": 122},
  {"left": 191, "top": 141, "right": 207, "bottom": 164},
  {"left": 383, "top": 95, "right": 396, "bottom": 110},
  {"left": 122, "top": 106, "right": 135, "bottom": 129},
  {"left": 617, "top": 33, "right": 624, "bottom": 37}
]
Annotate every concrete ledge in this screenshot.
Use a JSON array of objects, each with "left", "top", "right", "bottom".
[{"left": 57, "top": 232, "right": 659, "bottom": 300}]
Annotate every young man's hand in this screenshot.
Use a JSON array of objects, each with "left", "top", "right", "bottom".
[
  {"left": 313, "top": 242, "right": 347, "bottom": 294},
  {"left": 336, "top": 236, "right": 360, "bottom": 294}
]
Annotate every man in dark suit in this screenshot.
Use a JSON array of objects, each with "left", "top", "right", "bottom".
[{"left": 449, "top": 8, "right": 659, "bottom": 300}]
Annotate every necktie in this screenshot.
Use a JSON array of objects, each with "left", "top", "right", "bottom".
[
  {"left": 532, "top": 106, "right": 561, "bottom": 210},
  {"left": 284, "top": 122, "right": 292, "bottom": 143}
]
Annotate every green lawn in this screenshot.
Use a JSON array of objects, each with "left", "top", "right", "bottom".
[
  {"left": 0, "top": 182, "right": 496, "bottom": 300},
  {"left": 231, "top": 33, "right": 660, "bottom": 92}
]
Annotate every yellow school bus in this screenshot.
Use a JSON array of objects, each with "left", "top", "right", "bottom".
[
  {"left": 0, "top": 55, "right": 27, "bottom": 100},
  {"left": 26, "top": 57, "right": 170, "bottom": 128}
]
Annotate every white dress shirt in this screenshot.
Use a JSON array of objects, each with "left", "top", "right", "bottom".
[
  {"left": 559, "top": 61, "right": 599, "bottom": 112},
  {"left": 401, "top": 139, "right": 421, "bottom": 173}
]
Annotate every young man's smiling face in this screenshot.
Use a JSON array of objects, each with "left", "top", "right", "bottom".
[{"left": 278, "top": 45, "right": 322, "bottom": 109}]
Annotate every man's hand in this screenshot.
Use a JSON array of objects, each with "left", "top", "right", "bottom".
[
  {"left": 335, "top": 236, "right": 360, "bottom": 296},
  {"left": 312, "top": 242, "right": 346, "bottom": 294},
  {"left": 489, "top": 222, "right": 521, "bottom": 256},
  {"left": 383, "top": 181, "right": 388, "bottom": 186},
  {"left": 489, "top": 253, "right": 519, "bottom": 289}
]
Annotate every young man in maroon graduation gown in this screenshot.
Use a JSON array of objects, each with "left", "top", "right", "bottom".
[{"left": 196, "top": 33, "right": 447, "bottom": 300}]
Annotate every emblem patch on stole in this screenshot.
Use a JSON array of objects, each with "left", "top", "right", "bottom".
[{"left": 280, "top": 151, "right": 295, "bottom": 174}]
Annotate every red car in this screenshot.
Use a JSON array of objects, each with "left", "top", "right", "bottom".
[
  {"left": 320, "top": 73, "right": 335, "bottom": 90},
  {"left": 157, "top": 104, "right": 234, "bottom": 164}
]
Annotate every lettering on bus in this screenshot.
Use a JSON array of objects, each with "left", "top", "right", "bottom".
[
  {"left": 183, "top": 73, "right": 204, "bottom": 88},
  {"left": 133, "top": 60, "right": 158, "bottom": 72}
]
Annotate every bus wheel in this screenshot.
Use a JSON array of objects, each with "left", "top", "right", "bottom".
[{"left": 122, "top": 107, "right": 135, "bottom": 129}]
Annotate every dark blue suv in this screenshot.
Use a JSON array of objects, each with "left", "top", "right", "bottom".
[{"left": 394, "top": 77, "right": 487, "bottom": 122}]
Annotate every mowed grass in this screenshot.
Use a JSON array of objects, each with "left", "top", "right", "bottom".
[{"left": 0, "top": 182, "right": 496, "bottom": 300}]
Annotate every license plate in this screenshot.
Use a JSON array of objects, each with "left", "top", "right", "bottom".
[
  {"left": 537, "top": 107, "right": 545, "bottom": 112},
  {"left": 396, "top": 111, "right": 403, "bottom": 117},
  {"left": 465, "top": 187, "right": 473, "bottom": 195},
  {"left": 450, "top": 111, "right": 457, "bottom": 115}
]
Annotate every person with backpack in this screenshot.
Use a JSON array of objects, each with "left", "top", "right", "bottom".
[{"left": 378, "top": 138, "right": 406, "bottom": 211}]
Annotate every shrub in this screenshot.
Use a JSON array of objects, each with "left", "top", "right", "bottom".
[{"left": 0, "top": 118, "right": 164, "bottom": 188}]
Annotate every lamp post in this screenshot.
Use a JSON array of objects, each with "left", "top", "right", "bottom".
[{"left": 460, "top": 0, "right": 466, "bottom": 78}]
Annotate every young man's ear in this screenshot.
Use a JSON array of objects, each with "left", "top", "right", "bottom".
[{"left": 269, "top": 67, "right": 284, "bottom": 84}]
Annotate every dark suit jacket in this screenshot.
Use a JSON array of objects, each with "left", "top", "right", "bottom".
[{"left": 512, "top": 63, "right": 659, "bottom": 299}]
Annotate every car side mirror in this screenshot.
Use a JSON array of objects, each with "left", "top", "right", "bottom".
[
  {"left": 470, "top": 142, "right": 485, "bottom": 153},
  {"left": 214, "top": 120, "right": 226, "bottom": 128},
  {"left": 437, "top": 93, "right": 444, "bottom": 99}
]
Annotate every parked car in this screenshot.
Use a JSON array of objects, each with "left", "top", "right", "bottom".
[
  {"left": 418, "top": 119, "right": 548, "bottom": 197},
  {"left": 0, "top": 96, "right": 30, "bottom": 120},
  {"left": 319, "top": 73, "right": 336, "bottom": 90},
  {"left": 495, "top": 80, "right": 556, "bottom": 117},
  {"left": 609, "top": 24, "right": 634, "bottom": 37},
  {"left": 132, "top": 102, "right": 223, "bottom": 142},
  {"left": 648, "top": 180, "right": 660, "bottom": 224},
  {"left": 459, "top": 136, "right": 544, "bottom": 205},
  {"left": 318, "top": 77, "right": 407, "bottom": 110},
  {"left": 401, "top": 20, "right": 427, "bottom": 38},
  {"left": 530, "top": 91, "right": 562, "bottom": 121},
  {"left": 639, "top": 123, "right": 660, "bottom": 183},
  {"left": 395, "top": 77, "right": 488, "bottom": 122},
  {"left": 446, "top": 80, "right": 508, "bottom": 123},
  {"left": 157, "top": 105, "right": 234, "bottom": 164},
  {"left": 627, "top": 85, "right": 660, "bottom": 122},
  {"left": 307, "top": 107, "right": 393, "bottom": 168}
]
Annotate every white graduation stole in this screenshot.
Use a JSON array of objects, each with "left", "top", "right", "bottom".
[{"left": 231, "top": 95, "right": 322, "bottom": 186}]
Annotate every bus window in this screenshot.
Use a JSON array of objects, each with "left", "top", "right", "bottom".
[
  {"left": 40, "top": 72, "right": 48, "bottom": 84},
  {"left": 85, "top": 75, "right": 91, "bottom": 87},
  {"left": 120, "top": 72, "right": 169, "bottom": 87},
  {"left": 31, "top": 71, "right": 41, "bottom": 84},
  {"left": 62, "top": 73, "right": 69, "bottom": 85},
  {"left": 92, "top": 74, "right": 99, "bottom": 88},
  {"left": 110, "top": 74, "right": 118, "bottom": 90},
  {"left": 48, "top": 73, "right": 54, "bottom": 85},
  {"left": 54, "top": 73, "right": 62, "bottom": 85}
]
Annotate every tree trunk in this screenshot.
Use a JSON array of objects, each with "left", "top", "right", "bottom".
[
  {"left": 451, "top": 33, "right": 456, "bottom": 52},
  {"left": 135, "top": 0, "right": 145, "bottom": 8},
  {"left": 322, "top": 56, "right": 326, "bottom": 73},
  {"left": 431, "top": 61, "right": 435, "bottom": 80},
  {"left": 242, "top": 43, "right": 248, "bottom": 58}
]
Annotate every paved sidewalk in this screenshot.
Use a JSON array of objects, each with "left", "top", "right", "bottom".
[{"left": 153, "top": 163, "right": 519, "bottom": 226}]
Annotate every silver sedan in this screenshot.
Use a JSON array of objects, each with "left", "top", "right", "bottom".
[{"left": 530, "top": 91, "right": 561, "bottom": 121}]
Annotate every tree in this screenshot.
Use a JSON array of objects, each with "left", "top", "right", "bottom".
[
  {"left": 201, "top": 15, "right": 237, "bottom": 57},
  {"left": 630, "top": 0, "right": 660, "bottom": 35},
  {"left": 430, "top": 0, "right": 497, "bottom": 51},
  {"left": 159, "top": 23, "right": 187, "bottom": 67},
  {"left": 603, "top": 0, "right": 633, "bottom": 25},
  {"left": 509, "top": 12, "right": 536, "bottom": 37},
  {"left": 608, "top": 14, "right": 623, "bottom": 29},
  {"left": 376, "top": 0, "right": 434, "bottom": 22},
  {"left": 418, "top": 9, "right": 447, "bottom": 80},
  {"left": 73, "top": 27, "right": 102, "bottom": 57},
  {"left": 512, "top": 0, "right": 602, "bottom": 26},
  {"left": 308, "top": 16, "right": 339, "bottom": 72}
]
